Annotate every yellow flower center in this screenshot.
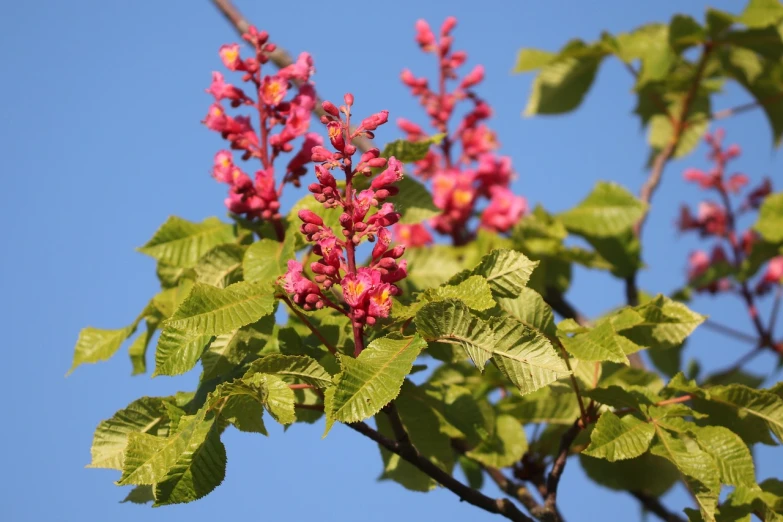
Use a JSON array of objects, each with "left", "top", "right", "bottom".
[
  {"left": 453, "top": 189, "right": 473, "bottom": 207},
  {"left": 372, "top": 289, "right": 390, "bottom": 305},
  {"left": 328, "top": 125, "right": 342, "bottom": 139},
  {"left": 223, "top": 49, "right": 238, "bottom": 62}
]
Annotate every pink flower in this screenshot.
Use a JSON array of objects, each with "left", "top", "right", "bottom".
[
  {"left": 281, "top": 260, "right": 324, "bottom": 310},
  {"left": 683, "top": 168, "right": 717, "bottom": 189},
  {"left": 762, "top": 257, "right": 783, "bottom": 283},
  {"left": 367, "top": 284, "right": 394, "bottom": 321},
  {"left": 756, "top": 256, "right": 783, "bottom": 295},
  {"left": 687, "top": 250, "right": 710, "bottom": 281},
  {"left": 204, "top": 103, "right": 229, "bottom": 131},
  {"left": 744, "top": 178, "right": 772, "bottom": 209},
  {"left": 394, "top": 224, "right": 433, "bottom": 247},
  {"left": 219, "top": 44, "right": 244, "bottom": 71},
  {"left": 698, "top": 201, "right": 728, "bottom": 236},
  {"left": 212, "top": 150, "right": 234, "bottom": 182},
  {"left": 341, "top": 269, "right": 376, "bottom": 307},
  {"left": 460, "top": 65, "right": 484, "bottom": 89},
  {"left": 260, "top": 75, "right": 288, "bottom": 105},
  {"left": 361, "top": 110, "right": 389, "bottom": 131},
  {"left": 726, "top": 173, "right": 749, "bottom": 193},
  {"left": 397, "top": 118, "right": 426, "bottom": 141},
  {"left": 480, "top": 186, "right": 527, "bottom": 232},
  {"left": 460, "top": 124, "right": 498, "bottom": 161},
  {"left": 475, "top": 154, "right": 513, "bottom": 194},
  {"left": 278, "top": 52, "right": 315, "bottom": 82},
  {"left": 371, "top": 156, "right": 404, "bottom": 191},
  {"left": 206, "top": 72, "right": 246, "bottom": 102},
  {"left": 414, "top": 20, "right": 436, "bottom": 51}
]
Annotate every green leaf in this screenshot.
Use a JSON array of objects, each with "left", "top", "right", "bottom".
[
  {"left": 466, "top": 414, "right": 528, "bottom": 468},
  {"left": 725, "top": 27, "right": 783, "bottom": 60},
  {"left": 513, "top": 48, "right": 556, "bottom": 73},
  {"left": 247, "top": 354, "right": 332, "bottom": 388},
  {"left": 121, "top": 485, "right": 155, "bottom": 504},
  {"left": 153, "top": 427, "right": 226, "bottom": 506},
  {"left": 118, "top": 410, "right": 215, "bottom": 486},
  {"left": 636, "top": 27, "right": 676, "bottom": 86},
  {"left": 740, "top": 0, "right": 783, "bottom": 28},
  {"left": 723, "top": 55, "right": 783, "bottom": 145},
  {"left": 651, "top": 428, "right": 720, "bottom": 521},
  {"left": 200, "top": 316, "right": 275, "bottom": 381},
  {"left": 755, "top": 193, "right": 783, "bottom": 242},
  {"left": 560, "top": 321, "right": 630, "bottom": 364},
  {"left": 415, "top": 300, "right": 496, "bottom": 370},
  {"left": 579, "top": 451, "right": 679, "bottom": 495},
  {"left": 451, "top": 249, "right": 539, "bottom": 298},
  {"left": 380, "top": 134, "right": 445, "bottom": 162},
  {"left": 219, "top": 395, "right": 267, "bottom": 434},
  {"left": 324, "top": 335, "right": 427, "bottom": 433},
  {"left": 692, "top": 425, "right": 756, "bottom": 488},
  {"left": 88, "top": 397, "right": 174, "bottom": 470},
  {"left": 498, "top": 386, "right": 580, "bottom": 425},
  {"left": 215, "top": 372, "right": 296, "bottom": 426},
  {"left": 243, "top": 238, "right": 295, "bottom": 284},
  {"left": 153, "top": 326, "right": 212, "bottom": 377},
  {"left": 405, "top": 245, "right": 465, "bottom": 290},
  {"left": 524, "top": 54, "right": 603, "bottom": 115},
  {"left": 394, "top": 176, "right": 441, "bottom": 225},
  {"left": 648, "top": 94, "right": 711, "bottom": 158},
  {"left": 558, "top": 182, "right": 647, "bottom": 238},
  {"left": 583, "top": 411, "right": 655, "bottom": 462},
  {"left": 618, "top": 295, "right": 705, "bottom": 350},
  {"left": 138, "top": 216, "right": 235, "bottom": 268},
  {"left": 669, "top": 15, "right": 706, "bottom": 52},
  {"left": 128, "top": 322, "right": 155, "bottom": 376},
  {"left": 496, "top": 288, "right": 557, "bottom": 337},
  {"left": 166, "top": 281, "right": 276, "bottom": 336},
  {"left": 69, "top": 325, "right": 136, "bottom": 375},
  {"left": 193, "top": 244, "right": 245, "bottom": 288},
  {"left": 704, "top": 384, "right": 783, "bottom": 443},
  {"left": 395, "top": 275, "right": 496, "bottom": 320},
  {"left": 490, "top": 316, "right": 570, "bottom": 395}
]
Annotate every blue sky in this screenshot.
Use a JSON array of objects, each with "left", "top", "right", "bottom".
[{"left": 1, "top": 1, "right": 780, "bottom": 521}]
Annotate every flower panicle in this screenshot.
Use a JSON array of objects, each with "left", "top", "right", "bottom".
[
  {"left": 203, "top": 26, "right": 322, "bottom": 223},
  {"left": 281, "top": 96, "right": 407, "bottom": 332},
  {"left": 396, "top": 17, "right": 527, "bottom": 246}
]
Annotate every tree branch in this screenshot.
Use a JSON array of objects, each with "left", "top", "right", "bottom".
[
  {"left": 630, "top": 491, "right": 687, "bottom": 522},
  {"left": 542, "top": 419, "right": 583, "bottom": 521},
  {"left": 211, "top": 0, "right": 376, "bottom": 153},
  {"left": 544, "top": 289, "right": 590, "bottom": 327},
  {"left": 346, "top": 419, "right": 534, "bottom": 522}
]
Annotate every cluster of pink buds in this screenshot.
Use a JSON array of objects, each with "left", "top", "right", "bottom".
[
  {"left": 203, "top": 26, "right": 322, "bottom": 232},
  {"left": 395, "top": 17, "right": 527, "bottom": 246},
  {"left": 678, "top": 130, "right": 779, "bottom": 297},
  {"left": 281, "top": 95, "right": 407, "bottom": 334}
]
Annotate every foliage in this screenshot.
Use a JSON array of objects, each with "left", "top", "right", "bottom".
[{"left": 71, "top": 2, "right": 783, "bottom": 522}]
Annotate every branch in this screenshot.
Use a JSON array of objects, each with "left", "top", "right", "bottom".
[
  {"left": 544, "top": 289, "right": 590, "bottom": 327},
  {"left": 703, "top": 319, "right": 759, "bottom": 344},
  {"left": 211, "top": 0, "right": 376, "bottom": 153},
  {"left": 712, "top": 92, "right": 783, "bottom": 121},
  {"left": 542, "top": 419, "right": 583, "bottom": 521},
  {"left": 630, "top": 491, "right": 687, "bottom": 522},
  {"left": 346, "top": 419, "right": 534, "bottom": 522}
]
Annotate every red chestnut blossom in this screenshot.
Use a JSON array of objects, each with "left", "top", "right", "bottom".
[
  {"left": 481, "top": 186, "right": 528, "bottom": 233},
  {"left": 281, "top": 96, "right": 408, "bottom": 350},
  {"left": 757, "top": 257, "right": 783, "bottom": 295},
  {"left": 394, "top": 17, "right": 527, "bottom": 244},
  {"left": 203, "top": 27, "right": 320, "bottom": 236},
  {"left": 394, "top": 224, "right": 433, "bottom": 247}
]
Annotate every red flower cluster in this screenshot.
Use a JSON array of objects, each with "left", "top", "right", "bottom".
[
  {"left": 678, "top": 130, "right": 778, "bottom": 296},
  {"left": 281, "top": 95, "right": 407, "bottom": 332},
  {"left": 396, "top": 17, "right": 527, "bottom": 246},
  {"left": 203, "top": 27, "right": 322, "bottom": 225}
]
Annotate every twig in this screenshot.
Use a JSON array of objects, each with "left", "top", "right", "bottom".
[
  {"left": 452, "top": 439, "right": 546, "bottom": 519},
  {"left": 346, "top": 420, "right": 534, "bottom": 522},
  {"left": 769, "top": 287, "right": 782, "bottom": 338},
  {"left": 211, "top": 0, "right": 376, "bottom": 154},
  {"left": 278, "top": 294, "right": 339, "bottom": 355},
  {"left": 703, "top": 319, "right": 759, "bottom": 344},
  {"left": 630, "top": 491, "right": 687, "bottom": 522},
  {"left": 712, "top": 92, "right": 783, "bottom": 121},
  {"left": 544, "top": 290, "right": 590, "bottom": 327},
  {"left": 543, "top": 419, "right": 582, "bottom": 521}
]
